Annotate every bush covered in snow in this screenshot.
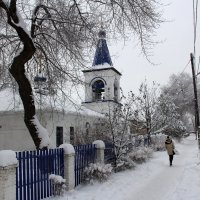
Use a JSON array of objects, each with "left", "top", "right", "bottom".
[
  {"left": 129, "top": 147, "right": 153, "bottom": 163},
  {"left": 115, "top": 155, "right": 136, "bottom": 172},
  {"left": 49, "top": 174, "right": 66, "bottom": 196},
  {"left": 84, "top": 163, "right": 113, "bottom": 183},
  {"left": 150, "top": 133, "right": 166, "bottom": 151}
]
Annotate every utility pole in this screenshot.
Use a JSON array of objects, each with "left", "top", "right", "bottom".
[{"left": 190, "top": 53, "right": 200, "bottom": 145}]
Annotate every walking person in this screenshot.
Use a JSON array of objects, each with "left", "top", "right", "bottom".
[{"left": 165, "top": 135, "right": 175, "bottom": 166}]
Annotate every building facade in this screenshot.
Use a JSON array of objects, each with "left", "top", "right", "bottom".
[{"left": 0, "top": 30, "right": 122, "bottom": 151}]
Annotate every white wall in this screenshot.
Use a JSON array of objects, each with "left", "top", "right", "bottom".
[
  {"left": 0, "top": 111, "right": 35, "bottom": 151},
  {"left": 84, "top": 68, "right": 121, "bottom": 102},
  {"left": 0, "top": 110, "right": 101, "bottom": 151},
  {"left": 83, "top": 68, "right": 121, "bottom": 114},
  {"left": 82, "top": 101, "right": 120, "bottom": 115}
]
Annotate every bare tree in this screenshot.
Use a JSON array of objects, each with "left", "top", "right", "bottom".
[
  {"left": 0, "top": 0, "right": 163, "bottom": 149},
  {"left": 133, "top": 80, "right": 160, "bottom": 136}
]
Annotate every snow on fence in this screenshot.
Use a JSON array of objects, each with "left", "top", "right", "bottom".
[
  {"left": 16, "top": 148, "right": 64, "bottom": 200},
  {"left": 74, "top": 144, "right": 96, "bottom": 186}
]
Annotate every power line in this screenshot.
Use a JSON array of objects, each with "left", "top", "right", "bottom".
[
  {"left": 164, "top": 59, "right": 190, "bottom": 89},
  {"left": 158, "top": 59, "right": 193, "bottom": 100}
]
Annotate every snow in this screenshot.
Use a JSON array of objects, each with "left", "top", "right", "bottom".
[
  {"left": 59, "top": 144, "right": 75, "bottom": 154},
  {"left": 31, "top": 115, "right": 51, "bottom": 148},
  {"left": 0, "top": 150, "right": 18, "bottom": 167},
  {"left": 92, "top": 63, "right": 112, "bottom": 69},
  {"left": 50, "top": 134, "right": 200, "bottom": 200},
  {"left": 49, "top": 174, "right": 66, "bottom": 184},
  {"left": 78, "top": 106, "right": 104, "bottom": 117},
  {"left": 0, "top": 89, "right": 104, "bottom": 118},
  {"left": 93, "top": 140, "right": 105, "bottom": 149}
]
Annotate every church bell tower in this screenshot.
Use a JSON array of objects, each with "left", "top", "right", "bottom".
[{"left": 82, "top": 30, "right": 122, "bottom": 114}]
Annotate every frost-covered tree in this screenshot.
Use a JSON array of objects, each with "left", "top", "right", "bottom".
[
  {"left": 86, "top": 91, "right": 135, "bottom": 168},
  {"left": 133, "top": 80, "right": 160, "bottom": 136},
  {"left": 0, "top": 0, "right": 163, "bottom": 149},
  {"left": 153, "top": 93, "right": 186, "bottom": 138},
  {"left": 161, "top": 72, "right": 196, "bottom": 132},
  {"left": 162, "top": 73, "right": 194, "bottom": 116}
]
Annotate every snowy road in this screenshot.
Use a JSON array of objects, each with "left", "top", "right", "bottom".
[{"left": 51, "top": 135, "right": 200, "bottom": 200}]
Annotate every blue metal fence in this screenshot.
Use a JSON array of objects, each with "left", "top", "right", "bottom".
[
  {"left": 16, "top": 148, "right": 64, "bottom": 200},
  {"left": 74, "top": 144, "right": 96, "bottom": 186}
]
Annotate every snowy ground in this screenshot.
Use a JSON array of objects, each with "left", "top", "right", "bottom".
[{"left": 50, "top": 134, "right": 200, "bottom": 200}]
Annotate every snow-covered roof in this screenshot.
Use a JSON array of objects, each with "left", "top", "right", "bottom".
[
  {"left": 82, "top": 64, "right": 122, "bottom": 76},
  {"left": 91, "top": 63, "right": 112, "bottom": 70},
  {"left": 0, "top": 89, "right": 104, "bottom": 118}
]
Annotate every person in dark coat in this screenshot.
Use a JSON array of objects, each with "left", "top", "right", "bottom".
[{"left": 165, "top": 136, "right": 175, "bottom": 166}]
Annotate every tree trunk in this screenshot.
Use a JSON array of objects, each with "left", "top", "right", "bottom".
[
  {"left": 1, "top": 0, "right": 45, "bottom": 149},
  {"left": 9, "top": 31, "right": 43, "bottom": 149}
]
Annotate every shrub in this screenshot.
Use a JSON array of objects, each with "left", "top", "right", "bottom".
[
  {"left": 84, "top": 163, "right": 113, "bottom": 183},
  {"left": 49, "top": 174, "right": 66, "bottom": 196},
  {"left": 115, "top": 155, "right": 136, "bottom": 172},
  {"left": 129, "top": 147, "right": 153, "bottom": 163}
]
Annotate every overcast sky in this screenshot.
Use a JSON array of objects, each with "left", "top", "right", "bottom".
[{"left": 108, "top": 0, "right": 197, "bottom": 95}]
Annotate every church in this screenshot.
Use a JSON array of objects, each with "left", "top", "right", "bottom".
[{"left": 0, "top": 30, "right": 122, "bottom": 151}]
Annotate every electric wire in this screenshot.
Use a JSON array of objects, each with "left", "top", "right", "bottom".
[{"left": 162, "top": 59, "right": 191, "bottom": 94}]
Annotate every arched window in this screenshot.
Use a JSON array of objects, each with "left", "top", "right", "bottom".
[{"left": 92, "top": 80, "right": 105, "bottom": 100}]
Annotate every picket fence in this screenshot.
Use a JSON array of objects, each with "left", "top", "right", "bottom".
[
  {"left": 74, "top": 144, "right": 96, "bottom": 186},
  {"left": 15, "top": 137, "right": 148, "bottom": 200},
  {"left": 16, "top": 148, "right": 64, "bottom": 200},
  {"left": 15, "top": 144, "right": 96, "bottom": 200}
]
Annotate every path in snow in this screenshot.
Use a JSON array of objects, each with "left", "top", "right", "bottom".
[
  {"left": 51, "top": 135, "right": 200, "bottom": 200},
  {"left": 127, "top": 135, "right": 199, "bottom": 200}
]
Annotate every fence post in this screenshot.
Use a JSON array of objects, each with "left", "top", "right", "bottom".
[
  {"left": 0, "top": 150, "right": 18, "bottom": 200},
  {"left": 93, "top": 140, "right": 105, "bottom": 164},
  {"left": 59, "top": 144, "right": 75, "bottom": 191}
]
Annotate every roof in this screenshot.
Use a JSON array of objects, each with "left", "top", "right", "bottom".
[
  {"left": 0, "top": 89, "right": 104, "bottom": 118},
  {"left": 82, "top": 64, "right": 122, "bottom": 76},
  {"left": 92, "top": 30, "right": 113, "bottom": 67}
]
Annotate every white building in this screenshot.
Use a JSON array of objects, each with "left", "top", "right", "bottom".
[{"left": 0, "top": 30, "right": 122, "bottom": 151}]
